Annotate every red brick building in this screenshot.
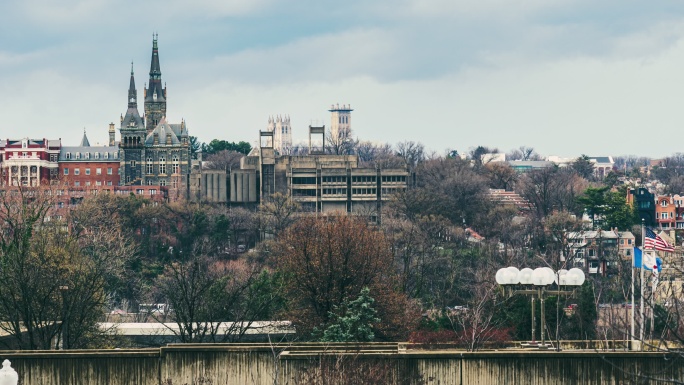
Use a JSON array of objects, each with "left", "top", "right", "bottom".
[
  {"left": 0, "top": 138, "right": 61, "bottom": 186},
  {"left": 59, "top": 133, "right": 120, "bottom": 188}
]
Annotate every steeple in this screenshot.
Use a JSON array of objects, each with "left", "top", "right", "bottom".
[
  {"left": 128, "top": 62, "right": 137, "bottom": 108},
  {"left": 121, "top": 63, "right": 144, "bottom": 131},
  {"left": 149, "top": 34, "right": 161, "bottom": 82},
  {"left": 145, "top": 33, "right": 167, "bottom": 132}
]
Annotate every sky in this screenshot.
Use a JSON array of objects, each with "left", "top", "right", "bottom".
[{"left": 1, "top": 0, "right": 684, "bottom": 158}]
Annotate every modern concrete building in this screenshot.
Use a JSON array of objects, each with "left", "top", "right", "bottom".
[{"left": 189, "top": 122, "right": 410, "bottom": 219}]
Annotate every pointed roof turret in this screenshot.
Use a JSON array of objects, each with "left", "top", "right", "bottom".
[
  {"left": 80, "top": 128, "right": 90, "bottom": 147},
  {"left": 122, "top": 65, "right": 144, "bottom": 130},
  {"left": 128, "top": 62, "right": 137, "bottom": 108}
]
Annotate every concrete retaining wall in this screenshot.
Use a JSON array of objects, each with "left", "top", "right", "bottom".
[{"left": 0, "top": 344, "right": 681, "bottom": 384}]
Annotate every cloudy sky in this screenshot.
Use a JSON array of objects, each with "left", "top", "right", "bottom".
[{"left": 1, "top": 0, "right": 684, "bottom": 158}]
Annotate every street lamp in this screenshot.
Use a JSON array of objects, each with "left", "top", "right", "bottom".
[
  {"left": 496, "top": 266, "right": 585, "bottom": 350},
  {"left": 0, "top": 359, "right": 18, "bottom": 385}
]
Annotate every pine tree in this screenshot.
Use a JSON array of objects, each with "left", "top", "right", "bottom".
[{"left": 320, "top": 287, "right": 380, "bottom": 342}]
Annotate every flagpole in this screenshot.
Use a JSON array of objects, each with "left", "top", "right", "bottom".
[
  {"left": 630, "top": 250, "right": 635, "bottom": 350},
  {"left": 640, "top": 222, "right": 646, "bottom": 351}
]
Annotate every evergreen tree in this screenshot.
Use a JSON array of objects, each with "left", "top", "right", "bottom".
[{"left": 320, "top": 287, "right": 380, "bottom": 342}]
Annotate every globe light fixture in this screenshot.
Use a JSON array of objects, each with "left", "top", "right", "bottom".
[{"left": 495, "top": 265, "right": 586, "bottom": 350}]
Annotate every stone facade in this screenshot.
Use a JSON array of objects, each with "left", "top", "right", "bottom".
[
  {"left": 266, "top": 115, "right": 292, "bottom": 155},
  {"left": 119, "top": 36, "right": 190, "bottom": 195}
]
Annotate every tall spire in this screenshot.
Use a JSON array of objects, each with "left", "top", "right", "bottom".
[
  {"left": 128, "top": 62, "right": 137, "bottom": 108},
  {"left": 149, "top": 33, "right": 161, "bottom": 81},
  {"left": 145, "top": 33, "right": 167, "bottom": 131}
]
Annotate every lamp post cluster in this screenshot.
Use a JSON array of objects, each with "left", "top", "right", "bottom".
[{"left": 496, "top": 266, "right": 586, "bottom": 350}]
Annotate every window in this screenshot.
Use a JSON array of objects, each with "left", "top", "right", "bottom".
[
  {"left": 85, "top": 181, "right": 91, "bottom": 186},
  {"left": 150, "top": 189, "right": 157, "bottom": 195},
  {"left": 96, "top": 181, "right": 102, "bottom": 186},
  {"left": 107, "top": 167, "right": 113, "bottom": 175},
  {"left": 172, "top": 155, "right": 179, "bottom": 174},
  {"left": 50, "top": 154, "right": 58, "bottom": 162},
  {"left": 136, "top": 189, "right": 144, "bottom": 195},
  {"left": 96, "top": 168, "right": 101, "bottom": 175},
  {"left": 159, "top": 157, "right": 166, "bottom": 174},
  {"left": 85, "top": 152, "right": 90, "bottom": 159},
  {"left": 130, "top": 160, "right": 136, "bottom": 168},
  {"left": 160, "top": 179, "right": 166, "bottom": 186},
  {"left": 292, "top": 177, "right": 316, "bottom": 184},
  {"left": 65, "top": 153, "right": 71, "bottom": 160},
  {"left": 147, "top": 157, "right": 153, "bottom": 174},
  {"left": 85, "top": 168, "right": 90, "bottom": 175},
  {"left": 64, "top": 168, "right": 69, "bottom": 175},
  {"left": 75, "top": 153, "right": 80, "bottom": 160},
  {"left": 74, "top": 181, "right": 80, "bottom": 186},
  {"left": 661, "top": 200, "right": 668, "bottom": 207},
  {"left": 107, "top": 181, "right": 112, "bottom": 186},
  {"left": 74, "top": 168, "right": 80, "bottom": 175},
  {"left": 104, "top": 152, "right": 109, "bottom": 159},
  {"left": 94, "top": 152, "right": 99, "bottom": 159}
]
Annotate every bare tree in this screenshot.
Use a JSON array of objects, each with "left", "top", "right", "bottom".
[
  {"left": 259, "top": 192, "right": 301, "bottom": 238},
  {"left": 204, "top": 150, "right": 243, "bottom": 171},
  {"left": 396, "top": 141, "right": 425, "bottom": 171},
  {"left": 155, "top": 257, "right": 282, "bottom": 343},
  {"left": 326, "top": 128, "right": 357, "bottom": 155},
  {"left": 0, "top": 185, "right": 130, "bottom": 349},
  {"left": 446, "top": 278, "right": 502, "bottom": 351}
]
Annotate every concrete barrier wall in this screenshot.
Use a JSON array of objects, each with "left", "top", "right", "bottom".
[{"left": 0, "top": 344, "right": 681, "bottom": 385}]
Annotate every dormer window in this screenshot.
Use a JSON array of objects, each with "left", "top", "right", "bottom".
[
  {"left": 22, "top": 139, "right": 27, "bottom": 148},
  {"left": 65, "top": 152, "right": 71, "bottom": 160},
  {"left": 104, "top": 152, "right": 108, "bottom": 159},
  {"left": 153, "top": 92, "right": 157, "bottom": 101},
  {"left": 85, "top": 152, "right": 90, "bottom": 159},
  {"left": 94, "top": 152, "right": 99, "bottom": 159},
  {"left": 75, "top": 153, "right": 80, "bottom": 160}
]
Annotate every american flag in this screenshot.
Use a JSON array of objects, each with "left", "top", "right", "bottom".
[{"left": 644, "top": 228, "right": 674, "bottom": 252}]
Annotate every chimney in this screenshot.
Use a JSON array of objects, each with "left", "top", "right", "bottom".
[{"left": 109, "top": 123, "right": 116, "bottom": 146}]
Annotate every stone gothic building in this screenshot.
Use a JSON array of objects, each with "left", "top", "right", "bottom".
[
  {"left": 119, "top": 35, "right": 190, "bottom": 191},
  {"left": 266, "top": 115, "right": 292, "bottom": 154}
]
